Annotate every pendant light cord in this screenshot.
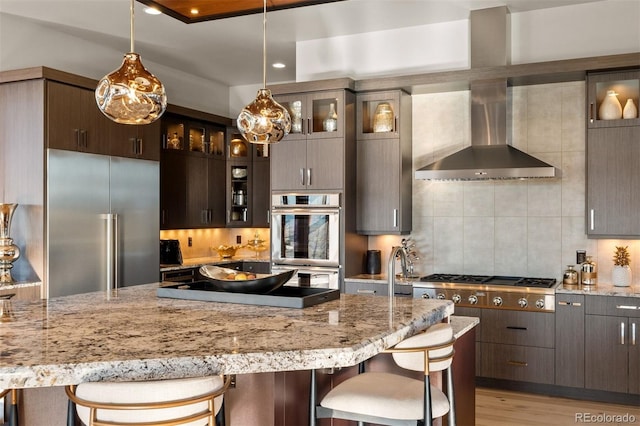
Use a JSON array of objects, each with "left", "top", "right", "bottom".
[
  {"left": 130, "top": 0, "right": 135, "bottom": 53},
  {"left": 262, "top": 0, "right": 267, "bottom": 89}
]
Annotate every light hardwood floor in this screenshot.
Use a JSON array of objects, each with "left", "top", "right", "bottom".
[{"left": 476, "top": 387, "right": 640, "bottom": 426}]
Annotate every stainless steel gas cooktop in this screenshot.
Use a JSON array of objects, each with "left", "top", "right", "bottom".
[{"left": 412, "top": 273, "right": 558, "bottom": 312}]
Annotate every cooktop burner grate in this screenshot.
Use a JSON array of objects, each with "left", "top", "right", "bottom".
[{"left": 420, "top": 274, "right": 557, "bottom": 288}]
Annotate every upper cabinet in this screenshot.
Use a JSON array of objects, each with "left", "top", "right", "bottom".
[
  {"left": 47, "top": 81, "right": 161, "bottom": 160},
  {"left": 586, "top": 69, "right": 640, "bottom": 238},
  {"left": 356, "top": 90, "right": 412, "bottom": 235},
  {"left": 160, "top": 112, "right": 227, "bottom": 230},
  {"left": 271, "top": 90, "right": 352, "bottom": 191}
]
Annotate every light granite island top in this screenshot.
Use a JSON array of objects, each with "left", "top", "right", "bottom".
[{"left": 0, "top": 283, "right": 453, "bottom": 389}]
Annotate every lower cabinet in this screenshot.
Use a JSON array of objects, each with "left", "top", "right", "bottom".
[
  {"left": 477, "top": 309, "right": 555, "bottom": 385},
  {"left": 555, "top": 294, "right": 585, "bottom": 388},
  {"left": 585, "top": 295, "right": 639, "bottom": 394}
]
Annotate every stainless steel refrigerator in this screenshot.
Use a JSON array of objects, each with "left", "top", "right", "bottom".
[{"left": 46, "top": 149, "right": 159, "bottom": 297}]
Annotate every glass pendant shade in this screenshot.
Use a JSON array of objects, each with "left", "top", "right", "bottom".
[
  {"left": 237, "top": 88, "right": 291, "bottom": 143},
  {"left": 96, "top": 53, "right": 167, "bottom": 125}
]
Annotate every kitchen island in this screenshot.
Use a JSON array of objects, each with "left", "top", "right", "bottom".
[{"left": 0, "top": 282, "right": 459, "bottom": 424}]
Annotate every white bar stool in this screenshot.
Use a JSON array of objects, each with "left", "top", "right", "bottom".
[
  {"left": 314, "top": 322, "right": 456, "bottom": 426},
  {"left": 65, "top": 375, "right": 230, "bottom": 426}
]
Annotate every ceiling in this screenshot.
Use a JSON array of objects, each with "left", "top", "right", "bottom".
[{"left": 0, "top": 0, "right": 605, "bottom": 87}]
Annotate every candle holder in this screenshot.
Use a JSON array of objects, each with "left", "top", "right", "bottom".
[{"left": 0, "top": 203, "right": 20, "bottom": 284}]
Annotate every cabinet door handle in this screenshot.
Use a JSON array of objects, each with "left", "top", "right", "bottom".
[
  {"left": 590, "top": 209, "right": 595, "bottom": 231},
  {"left": 589, "top": 102, "right": 595, "bottom": 123},
  {"left": 300, "top": 168, "right": 305, "bottom": 186},
  {"left": 130, "top": 137, "right": 137, "bottom": 154},
  {"left": 137, "top": 138, "right": 143, "bottom": 155},
  {"left": 632, "top": 322, "right": 636, "bottom": 346},
  {"left": 161, "top": 209, "right": 166, "bottom": 225},
  {"left": 307, "top": 118, "right": 311, "bottom": 135},
  {"left": 506, "top": 326, "right": 528, "bottom": 331},
  {"left": 621, "top": 321, "right": 626, "bottom": 345},
  {"left": 266, "top": 210, "right": 270, "bottom": 225},
  {"left": 394, "top": 117, "right": 398, "bottom": 134},
  {"left": 307, "top": 168, "right": 312, "bottom": 186},
  {"left": 357, "top": 289, "right": 376, "bottom": 294},
  {"left": 616, "top": 305, "right": 639, "bottom": 310},
  {"left": 507, "top": 360, "right": 528, "bottom": 367},
  {"left": 393, "top": 209, "right": 398, "bottom": 227},
  {"left": 558, "top": 301, "right": 582, "bottom": 306},
  {"left": 74, "top": 129, "right": 81, "bottom": 149},
  {"left": 79, "top": 129, "right": 88, "bottom": 149}
]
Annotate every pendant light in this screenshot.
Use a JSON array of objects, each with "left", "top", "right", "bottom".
[
  {"left": 95, "top": 0, "right": 167, "bottom": 125},
  {"left": 237, "top": 0, "right": 291, "bottom": 144}
]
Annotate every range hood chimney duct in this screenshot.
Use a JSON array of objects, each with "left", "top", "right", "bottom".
[{"left": 415, "top": 6, "right": 559, "bottom": 181}]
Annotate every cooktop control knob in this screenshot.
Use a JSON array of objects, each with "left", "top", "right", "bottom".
[
  {"left": 452, "top": 294, "right": 462, "bottom": 304},
  {"left": 535, "top": 299, "right": 545, "bottom": 309},
  {"left": 518, "top": 298, "right": 528, "bottom": 308},
  {"left": 420, "top": 293, "right": 431, "bottom": 299},
  {"left": 436, "top": 293, "right": 446, "bottom": 300},
  {"left": 492, "top": 296, "right": 503, "bottom": 307},
  {"left": 468, "top": 295, "right": 478, "bottom": 305}
]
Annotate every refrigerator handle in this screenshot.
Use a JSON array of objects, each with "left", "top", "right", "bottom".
[
  {"left": 103, "top": 213, "right": 118, "bottom": 294},
  {"left": 114, "top": 213, "right": 120, "bottom": 291}
]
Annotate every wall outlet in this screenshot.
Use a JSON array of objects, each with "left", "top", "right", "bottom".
[
  {"left": 188, "top": 237, "right": 193, "bottom": 247},
  {"left": 236, "top": 235, "right": 242, "bottom": 244}
]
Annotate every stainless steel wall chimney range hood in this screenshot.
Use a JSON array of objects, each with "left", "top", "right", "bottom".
[{"left": 415, "top": 7, "right": 559, "bottom": 181}]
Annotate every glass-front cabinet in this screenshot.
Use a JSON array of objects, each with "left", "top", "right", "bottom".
[
  {"left": 356, "top": 91, "right": 401, "bottom": 139},
  {"left": 276, "top": 90, "right": 345, "bottom": 140},
  {"left": 162, "top": 115, "right": 226, "bottom": 158},
  {"left": 226, "top": 128, "right": 251, "bottom": 227},
  {"left": 587, "top": 69, "right": 640, "bottom": 128}
]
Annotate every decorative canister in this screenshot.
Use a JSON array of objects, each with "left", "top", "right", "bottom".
[
  {"left": 562, "top": 265, "right": 578, "bottom": 286},
  {"left": 623, "top": 98, "right": 638, "bottom": 119},
  {"left": 580, "top": 256, "right": 597, "bottom": 287},
  {"left": 323, "top": 103, "right": 338, "bottom": 132},
  {"left": 372, "top": 102, "right": 394, "bottom": 133},
  {"left": 290, "top": 100, "right": 303, "bottom": 133},
  {"left": 599, "top": 90, "right": 622, "bottom": 120},
  {"left": 0, "top": 203, "right": 20, "bottom": 284}
]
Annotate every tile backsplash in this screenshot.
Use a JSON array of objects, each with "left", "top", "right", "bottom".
[
  {"left": 160, "top": 228, "right": 270, "bottom": 261},
  {"left": 369, "top": 81, "right": 640, "bottom": 285}
]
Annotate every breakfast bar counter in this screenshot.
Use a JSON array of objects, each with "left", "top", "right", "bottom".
[{"left": 0, "top": 282, "right": 454, "bottom": 389}]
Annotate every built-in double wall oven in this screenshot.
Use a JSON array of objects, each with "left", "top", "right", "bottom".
[{"left": 271, "top": 193, "right": 341, "bottom": 289}]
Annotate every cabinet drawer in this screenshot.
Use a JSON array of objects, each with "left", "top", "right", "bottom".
[
  {"left": 478, "top": 342, "right": 555, "bottom": 385},
  {"left": 586, "top": 295, "right": 640, "bottom": 317},
  {"left": 344, "top": 281, "right": 412, "bottom": 297},
  {"left": 481, "top": 309, "right": 554, "bottom": 348}
]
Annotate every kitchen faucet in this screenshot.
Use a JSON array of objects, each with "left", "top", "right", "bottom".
[{"left": 388, "top": 246, "right": 408, "bottom": 299}]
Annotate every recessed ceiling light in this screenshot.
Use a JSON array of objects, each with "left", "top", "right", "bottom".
[
  {"left": 272, "top": 63, "right": 286, "bottom": 69},
  {"left": 144, "top": 7, "right": 161, "bottom": 15},
  {"left": 190, "top": 8, "right": 199, "bottom": 15}
]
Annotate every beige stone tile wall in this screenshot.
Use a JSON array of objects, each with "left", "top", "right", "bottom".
[{"left": 369, "top": 81, "right": 640, "bottom": 285}]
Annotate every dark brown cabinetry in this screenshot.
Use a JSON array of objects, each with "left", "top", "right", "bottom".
[
  {"left": 272, "top": 90, "right": 352, "bottom": 191},
  {"left": 586, "top": 69, "right": 640, "bottom": 237},
  {"left": 555, "top": 294, "right": 585, "bottom": 388},
  {"left": 477, "top": 309, "right": 555, "bottom": 385},
  {"left": 356, "top": 90, "right": 412, "bottom": 235},
  {"left": 47, "top": 81, "right": 160, "bottom": 160},
  {"left": 160, "top": 112, "right": 227, "bottom": 230},
  {"left": 585, "top": 295, "right": 639, "bottom": 394}
]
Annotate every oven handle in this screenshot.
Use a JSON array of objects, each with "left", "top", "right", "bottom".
[{"left": 271, "top": 208, "right": 340, "bottom": 215}]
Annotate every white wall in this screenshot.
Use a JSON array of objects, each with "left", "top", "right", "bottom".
[
  {"left": 294, "top": 1, "right": 640, "bottom": 82},
  {"left": 0, "top": 13, "right": 231, "bottom": 117}
]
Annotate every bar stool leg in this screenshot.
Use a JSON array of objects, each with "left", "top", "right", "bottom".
[
  {"left": 215, "top": 399, "right": 226, "bottom": 426},
  {"left": 6, "top": 389, "right": 18, "bottom": 426},
  {"left": 67, "top": 398, "right": 78, "bottom": 426}
]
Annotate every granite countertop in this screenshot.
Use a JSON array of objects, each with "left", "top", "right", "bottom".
[
  {"left": 161, "top": 256, "right": 270, "bottom": 272},
  {"left": 0, "top": 283, "right": 453, "bottom": 389},
  {"left": 557, "top": 281, "right": 640, "bottom": 298}
]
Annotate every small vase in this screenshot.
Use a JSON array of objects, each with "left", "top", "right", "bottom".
[
  {"left": 599, "top": 90, "right": 622, "bottom": 120},
  {"left": 323, "top": 103, "right": 338, "bottom": 132},
  {"left": 612, "top": 265, "right": 632, "bottom": 287},
  {"left": 373, "top": 102, "right": 394, "bottom": 133},
  {"left": 0, "top": 203, "right": 20, "bottom": 284},
  {"left": 623, "top": 98, "right": 638, "bottom": 119}
]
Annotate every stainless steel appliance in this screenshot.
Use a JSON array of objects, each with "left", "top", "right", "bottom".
[
  {"left": 412, "top": 274, "right": 558, "bottom": 312},
  {"left": 47, "top": 149, "right": 160, "bottom": 297},
  {"left": 271, "top": 193, "right": 341, "bottom": 289}
]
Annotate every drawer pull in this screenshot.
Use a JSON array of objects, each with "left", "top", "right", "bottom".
[
  {"left": 558, "top": 301, "right": 581, "bottom": 306},
  {"left": 621, "top": 322, "right": 625, "bottom": 345},
  {"left": 616, "top": 305, "right": 639, "bottom": 310},
  {"left": 632, "top": 322, "right": 636, "bottom": 346},
  {"left": 507, "top": 360, "right": 528, "bottom": 367},
  {"left": 506, "top": 326, "right": 527, "bottom": 331},
  {"left": 357, "top": 289, "right": 376, "bottom": 295}
]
